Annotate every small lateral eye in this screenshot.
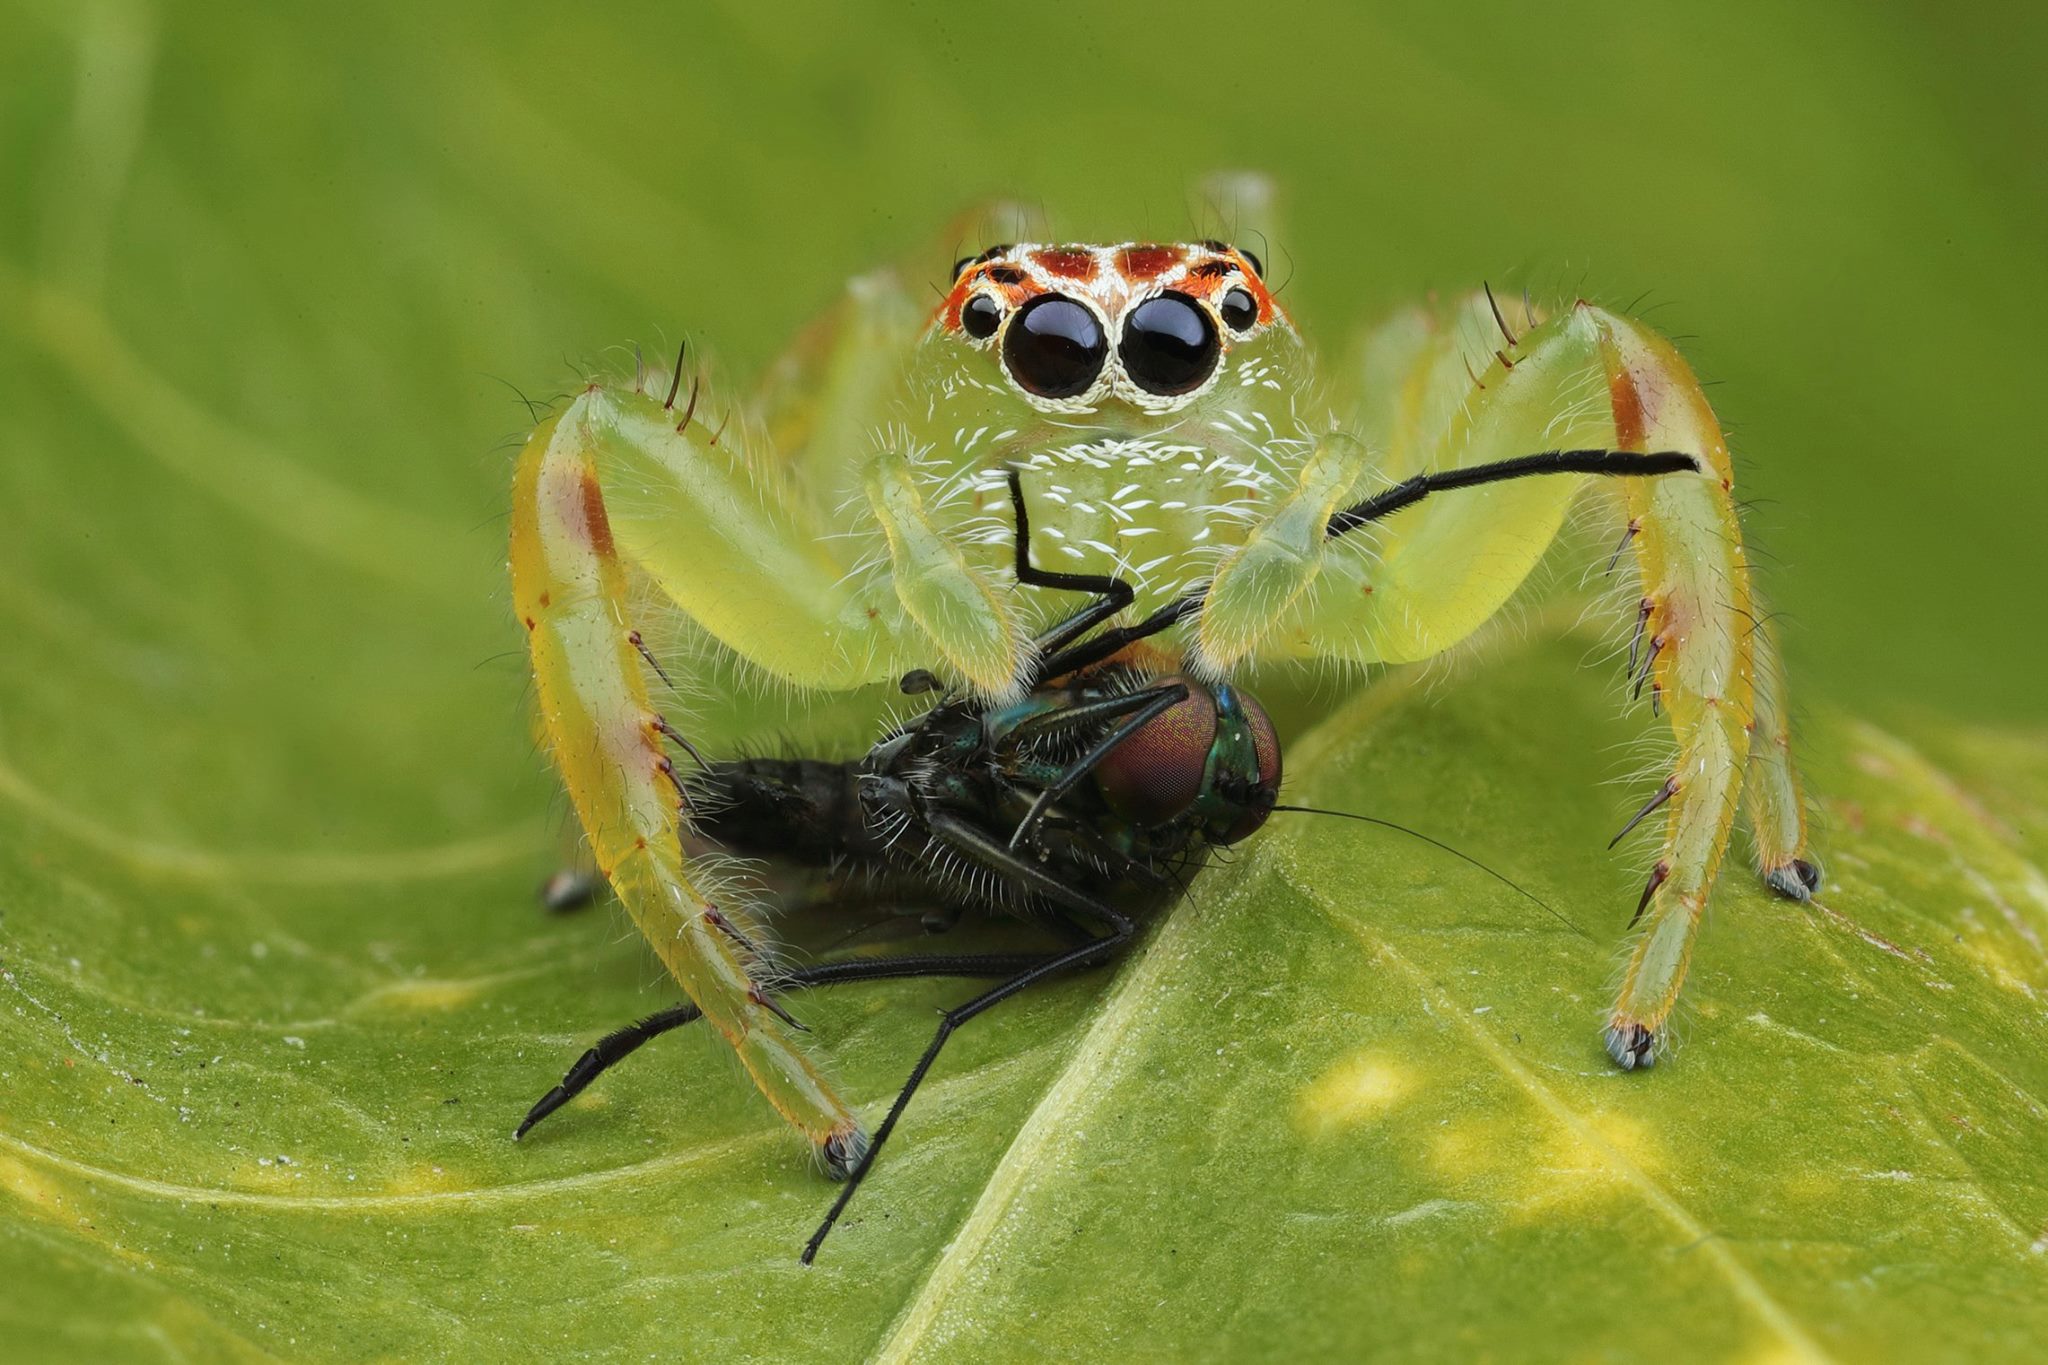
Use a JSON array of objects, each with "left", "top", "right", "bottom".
[
  {"left": 1002, "top": 293, "right": 1107, "bottom": 399},
  {"left": 1202, "top": 239, "right": 1265, "bottom": 277},
  {"left": 951, "top": 255, "right": 976, "bottom": 279},
  {"left": 961, "top": 293, "right": 1002, "bottom": 340},
  {"left": 1120, "top": 290, "right": 1220, "bottom": 397},
  {"left": 1219, "top": 287, "right": 1258, "bottom": 334}
]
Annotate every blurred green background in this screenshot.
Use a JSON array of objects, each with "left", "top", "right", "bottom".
[
  {"left": 4, "top": 1, "right": 2046, "bottom": 1360},
  {"left": 8, "top": 0, "right": 2044, "bottom": 739}
]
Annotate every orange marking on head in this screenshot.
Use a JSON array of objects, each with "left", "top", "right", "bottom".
[
  {"left": 1185, "top": 247, "right": 1284, "bottom": 327},
  {"left": 1115, "top": 244, "right": 1185, "bottom": 281},
  {"left": 1032, "top": 248, "right": 1097, "bottom": 281},
  {"left": 935, "top": 256, "right": 1044, "bottom": 333}
]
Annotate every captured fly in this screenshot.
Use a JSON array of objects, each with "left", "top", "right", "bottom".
[{"left": 519, "top": 468, "right": 1276, "bottom": 1261}]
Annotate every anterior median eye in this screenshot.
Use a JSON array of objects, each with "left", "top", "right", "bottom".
[
  {"left": 1119, "top": 290, "right": 1220, "bottom": 396},
  {"left": 1001, "top": 294, "right": 1107, "bottom": 399}
]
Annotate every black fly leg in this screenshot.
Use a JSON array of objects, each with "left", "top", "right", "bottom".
[
  {"left": 515, "top": 950, "right": 1059, "bottom": 1140},
  {"left": 1002, "top": 467, "right": 1133, "bottom": 662},
  {"left": 802, "top": 814, "right": 1139, "bottom": 1264},
  {"left": 516, "top": 1003, "right": 697, "bottom": 1138},
  {"left": 999, "top": 465, "right": 1196, "bottom": 686}
]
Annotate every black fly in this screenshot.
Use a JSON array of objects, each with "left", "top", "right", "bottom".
[{"left": 520, "top": 467, "right": 1280, "bottom": 1262}]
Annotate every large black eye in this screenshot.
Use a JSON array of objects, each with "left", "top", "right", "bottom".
[
  {"left": 1119, "top": 290, "right": 1220, "bottom": 396},
  {"left": 961, "top": 293, "right": 1001, "bottom": 340},
  {"left": 1002, "top": 294, "right": 1107, "bottom": 399}
]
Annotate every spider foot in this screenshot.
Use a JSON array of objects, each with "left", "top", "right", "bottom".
[
  {"left": 821, "top": 1123, "right": 872, "bottom": 1181},
  {"left": 1763, "top": 858, "right": 1823, "bottom": 901},
  {"left": 1604, "top": 1020, "right": 1659, "bottom": 1070},
  {"left": 538, "top": 868, "right": 600, "bottom": 912}
]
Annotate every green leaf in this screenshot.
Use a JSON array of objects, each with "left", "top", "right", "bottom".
[
  {"left": 6, "top": 3, "right": 2048, "bottom": 1360},
  {"left": 7, "top": 616, "right": 2048, "bottom": 1360}
]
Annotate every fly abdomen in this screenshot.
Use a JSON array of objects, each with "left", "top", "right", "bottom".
[{"left": 684, "top": 757, "right": 878, "bottom": 867}]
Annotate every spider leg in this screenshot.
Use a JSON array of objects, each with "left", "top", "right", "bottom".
[
  {"left": 1186, "top": 296, "right": 1814, "bottom": 1068},
  {"left": 512, "top": 404, "right": 868, "bottom": 1166},
  {"left": 1743, "top": 604, "right": 1820, "bottom": 899}
]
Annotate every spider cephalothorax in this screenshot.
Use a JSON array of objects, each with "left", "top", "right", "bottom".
[
  {"left": 508, "top": 184, "right": 1818, "bottom": 1257},
  {"left": 883, "top": 241, "right": 1318, "bottom": 657}
]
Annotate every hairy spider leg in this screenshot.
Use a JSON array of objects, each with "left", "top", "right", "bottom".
[
  {"left": 803, "top": 814, "right": 1140, "bottom": 1264},
  {"left": 1197, "top": 297, "right": 1814, "bottom": 1067},
  {"left": 516, "top": 950, "right": 1060, "bottom": 1140},
  {"left": 1023, "top": 448, "right": 1689, "bottom": 692},
  {"left": 1740, "top": 604, "right": 1819, "bottom": 899},
  {"left": 509, "top": 260, "right": 1024, "bottom": 1159},
  {"left": 512, "top": 405, "right": 867, "bottom": 1169}
]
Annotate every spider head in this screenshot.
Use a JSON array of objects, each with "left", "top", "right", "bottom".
[{"left": 929, "top": 242, "right": 1299, "bottom": 418}]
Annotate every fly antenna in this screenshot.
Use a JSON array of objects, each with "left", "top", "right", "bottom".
[{"left": 1268, "top": 805, "right": 1589, "bottom": 941}]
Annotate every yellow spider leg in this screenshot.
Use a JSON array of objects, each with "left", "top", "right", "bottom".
[
  {"left": 1740, "top": 603, "right": 1819, "bottom": 900},
  {"left": 865, "top": 446, "right": 1026, "bottom": 698},
  {"left": 511, "top": 402, "right": 865, "bottom": 1165},
  {"left": 754, "top": 266, "right": 926, "bottom": 487},
  {"left": 1202, "top": 299, "right": 1812, "bottom": 1067},
  {"left": 1343, "top": 291, "right": 1550, "bottom": 485},
  {"left": 1198, "top": 303, "right": 1615, "bottom": 669},
  {"left": 757, "top": 247, "right": 1031, "bottom": 697},
  {"left": 554, "top": 383, "right": 919, "bottom": 691},
  {"left": 1593, "top": 313, "right": 1759, "bottom": 1067}
]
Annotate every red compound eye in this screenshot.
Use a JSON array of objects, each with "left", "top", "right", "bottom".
[
  {"left": 1093, "top": 678, "right": 1282, "bottom": 841},
  {"left": 1095, "top": 678, "right": 1217, "bottom": 829}
]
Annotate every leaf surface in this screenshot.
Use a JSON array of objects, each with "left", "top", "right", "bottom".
[{"left": 4, "top": 3, "right": 2047, "bottom": 1359}]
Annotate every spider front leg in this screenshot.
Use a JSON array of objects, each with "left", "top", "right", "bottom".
[
  {"left": 1197, "top": 297, "right": 1814, "bottom": 1068},
  {"left": 510, "top": 398, "right": 873, "bottom": 1167}
]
